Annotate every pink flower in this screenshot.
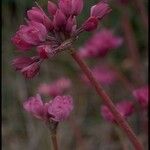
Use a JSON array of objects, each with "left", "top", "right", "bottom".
[
  {"left": 72, "top": 0, "right": 84, "bottom": 16},
  {"left": 101, "top": 101, "right": 134, "bottom": 123},
  {"left": 133, "top": 86, "right": 149, "bottom": 108},
  {"left": 12, "top": 56, "right": 40, "bottom": 78},
  {"left": 38, "top": 77, "right": 71, "bottom": 97},
  {"left": 48, "top": 95, "right": 73, "bottom": 122},
  {"left": 79, "top": 29, "right": 122, "bottom": 58},
  {"left": 27, "top": 7, "right": 53, "bottom": 30},
  {"left": 82, "top": 65, "right": 117, "bottom": 86},
  {"left": 23, "top": 94, "right": 44, "bottom": 120},
  {"left": 90, "top": 1, "right": 112, "bottom": 20},
  {"left": 12, "top": 21, "right": 47, "bottom": 50},
  {"left": 23, "top": 94, "right": 74, "bottom": 122}
]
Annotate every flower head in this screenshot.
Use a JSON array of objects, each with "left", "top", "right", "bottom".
[
  {"left": 12, "top": 1, "right": 111, "bottom": 78},
  {"left": 101, "top": 101, "right": 134, "bottom": 123},
  {"left": 133, "top": 86, "right": 149, "bottom": 108}
]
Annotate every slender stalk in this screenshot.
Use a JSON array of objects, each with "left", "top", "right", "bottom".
[
  {"left": 71, "top": 51, "right": 143, "bottom": 150},
  {"left": 51, "top": 134, "right": 58, "bottom": 150},
  {"left": 133, "top": 0, "right": 148, "bottom": 29},
  {"left": 121, "top": 13, "right": 142, "bottom": 85}
]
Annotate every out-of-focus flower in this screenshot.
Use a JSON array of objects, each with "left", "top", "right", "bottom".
[
  {"left": 133, "top": 86, "right": 149, "bottom": 108},
  {"left": 101, "top": 101, "right": 134, "bottom": 123},
  {"left": 82, "top": 65, "right": 117, "bottom": 86},
  {"left": 82, "top": 1, "right": 111, "bottom": 31},
  {"left": 38, "top": 77, "right": 71, "bottom": 97},
  {"left": 23, "top": 94, "right": 73, "bottom": 122},
  {"left": 23, "top": 94, "right": 44, "bottom": 120},
  {"left": 12, "top": 56, "right": 41, "bottom": 78},
  {"left": 48, "top": 95, "right": 73, "bottom": 122},
  {"left": 79, "top": 29, "right": 122, "bottom": 58}
]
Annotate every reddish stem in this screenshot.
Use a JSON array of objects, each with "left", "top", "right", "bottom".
[
  {"left": 51, "top": 134, "right": 58, "bottom": 150},
  {"left": 71, "top": 51, "right": 143, "bottom": 150}
]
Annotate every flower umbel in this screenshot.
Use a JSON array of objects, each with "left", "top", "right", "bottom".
[{"left": 11, "top": 1, "right": 111, "bottom": 78}]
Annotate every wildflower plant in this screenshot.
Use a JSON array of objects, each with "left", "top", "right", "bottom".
[{"left": 11, "top": 0, "right": 145, "bottom": 150}]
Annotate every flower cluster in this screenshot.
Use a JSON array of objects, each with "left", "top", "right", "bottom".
[
  {"left": 11, "top": 0, "right": 111, "bottom": 78},
  {"left": 133, "top": 86, "right": 149, "bottom": 108},
  {"left": 82, "top": 64, "right": 117, "bottom": 86},
  {"left": 23, "top": 94, "right": 73, "bottom": 122},
  {"left": 78, "top": 29, "right": 122, "bottom": 58},
  {"left": 101, "top": 101, "right": 134, "bottom": 123},
  {"left": 38, "top": 77, "right": 71, "bottom": 97}
]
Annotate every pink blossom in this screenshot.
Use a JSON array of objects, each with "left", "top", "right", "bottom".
[
  {"left": 82, "top": 65, "right": 117, "bottom": 86},
  {"left": 12, "top": 21, "right": 47, "bottom": 50},
  {"left": 48, "top": 1, "right": 58, "bottom": 15},
  {"left": 12, "top": 56, "right": 40, "bottom": 78},
  {"left": 72, "top": 0, "right": 84, "bottom": 16},
  {"left": 79, "top": 29, "right": 122, "bottom": 58},
  {"left": 101, "top": 101, "right": 134, "bottom": 123},
  {"left": 23, "top": 94, "right": 74, "bottom": 122},
  {"left": 90, "top": 1, "right": 112, "bottom": 20},
  {"left": 48, "top": 95, "right": 73, "bottom": 122},
  {"left": 21, "top": 62, "right": 40, "bottom": 78},
  {"left": 133, "top": 86, "right": 149, "bottom": 108},
  {"left": 23, "top": 94, "right": 44, "bottom": 120},
  {"left": 27, "top": 7, "right": 53, "bottom": 30},
  {"left": 38, "top": 77, "right": 71, "bottom": 97}
]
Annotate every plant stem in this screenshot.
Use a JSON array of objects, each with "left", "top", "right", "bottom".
[
  {"left": 51, "top": 134, "right": 58, "bottom": 150},
  {"left": 71, "top": 51, "right": 143, "bottom": 150}
]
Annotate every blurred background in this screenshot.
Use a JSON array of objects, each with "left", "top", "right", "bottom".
[{"left": 2, "top": 0, "right": 148, "bottom": 150}]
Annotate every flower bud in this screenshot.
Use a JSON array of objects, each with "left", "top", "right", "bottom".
[
  {"left": 27, "top": 7, "right": 53, "bottom": 30},
  {"left": 58, "top": 0, "right": 72, "bottom": 16},
  {"left": 72, "top": 0, "right": 84, "bottom": 16},
  {"left": 82, "top": 17, "right": 98, "bottom": 31},
  {"left": 90, "top": 1, "right": 111, "bottom": 20},
  {"left": 53, "top": 9, "right": 67, "bottom": 30},
  {"left": 48, "top": 1, "right": 57, "bottom": 15}
]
